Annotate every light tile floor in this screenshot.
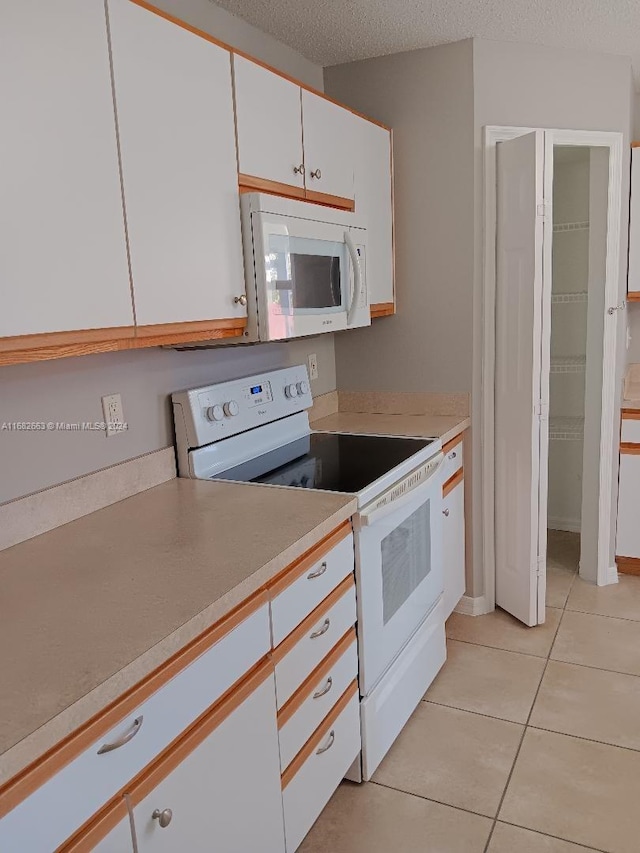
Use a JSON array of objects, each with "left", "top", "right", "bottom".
[{"left": 300, "top": 532, "right": 640, "bottom": 853}]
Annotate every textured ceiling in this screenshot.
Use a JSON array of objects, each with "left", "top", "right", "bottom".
[{"left": 212, "top": 0, "right": 640, "bottom": 87}]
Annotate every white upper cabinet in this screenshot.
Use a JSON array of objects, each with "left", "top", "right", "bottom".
[
  {"left": 108, "top": 0, "right": 246, "bottom": 328},
  {"left": 351, "top": 115, "right": 394, "bottom": 307},
  {"left": 302, "top": 90, "right": 355, "bottom": 200},
  {"left": 234, "top": 56, "right": 304, "bottom": 190},
  {"left": 628, "top": 147, "right": 640, "bottom": 294},
  {"left": 0, "top": 0, "right": 133, "bottom": 338}
]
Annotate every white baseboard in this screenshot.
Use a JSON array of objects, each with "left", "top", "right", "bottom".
[
  {"left": 454, "top": 595, "right": 491, "bottom": 616},
  {"left": 548, "top": 517, "right": 581, "bottom": 534}
]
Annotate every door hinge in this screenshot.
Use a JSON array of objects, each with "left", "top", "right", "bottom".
[
  {"left": 535, "top": 401, "right": 549, "bottom": 420},
  {"left": 536, "top": 202, "right": 550, "bottom": 220}
]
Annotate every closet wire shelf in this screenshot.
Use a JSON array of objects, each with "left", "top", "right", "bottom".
[
  {"left": 550, "top": 356, "right": 586, "bottom": 374},
  {"left": 549, "top": 416, "right": 585, "bottom": 441},
  {"left": 551, "top": 291, "right": 588, "bottom": 304},
  {"left": 553, "top": 221, "right": 590, "bottom": 233}
]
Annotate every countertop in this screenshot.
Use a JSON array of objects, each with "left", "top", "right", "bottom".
[
  {"left": 0, "top": 478, "right": 356, "bottom": 784},
  {"left": 312, "top": 411, "right": 470, "bottom": 446}
]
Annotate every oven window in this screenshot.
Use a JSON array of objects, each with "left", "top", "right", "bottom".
[
  {"left": 380, "top": 500, "right": 432, "bottom": 625},
  {"left": 266, "top": 234, "right": 344, "bottom": 314}
]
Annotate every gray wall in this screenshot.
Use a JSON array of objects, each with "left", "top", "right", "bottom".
[
  {"left": 0, "top": 1, "right": 329, "bottom": 505},
  {"left": 326, "top": 40, "right": 475, "bottom": 394},
  {"left": 628, "top": 93, "right": 640, "bottom": 366}
]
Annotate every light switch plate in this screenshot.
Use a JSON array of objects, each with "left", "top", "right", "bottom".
[{"left": 308, "top": 353, "right": 319, "bottom": 381}]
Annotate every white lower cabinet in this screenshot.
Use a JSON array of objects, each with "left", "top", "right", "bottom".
[
  {"left": 282, "top": 689, "right": 360, "bottom": 852},
  {"left": 442, "top": 475, "right": 466, "bottom": 619},
  {"left": 616, "top": 451, "right": 640, "bottom": 559},
  {"left": 95, "top": 673, "right": 285, "bottom": 853}
]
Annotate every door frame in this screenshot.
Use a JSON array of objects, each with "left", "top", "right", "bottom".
[{"left": 482, "top": 126, "right": 624, "bottom": 608}]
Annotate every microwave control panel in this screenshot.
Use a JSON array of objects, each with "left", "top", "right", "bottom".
[{"left": 172, "top": 365, "right": 312, "bottom": 449}]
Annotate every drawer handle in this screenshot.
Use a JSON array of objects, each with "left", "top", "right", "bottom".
[
  {"left": 313, "top": 676, "right": 333, "bottom": 699},
  {"left": 152, "top": 808, "right": 173, "bottom": 828},
  {"left": 307, "top": 561, "right": 327, "bottom": 580},
  {"left": 97, "top": 715, "right": 144, "bottom": 754},
  {"left": 448, "top": 451, "right": 457, "bottom": 460},
  {"left": 316, "top": 730, "right": 335, "bottom": 755},
  {"left": 310, "top": 618, "right": 331, "bottom": 639},
  {"left": 443, "top": 508, "right": 450, "bottom": 517}
]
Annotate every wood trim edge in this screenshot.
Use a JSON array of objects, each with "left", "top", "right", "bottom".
[
  {"left": 370, "top": 302, "right": 395, "bottom": 318},
  {"left": 59, "top": 658, "right": 274, "bottom": 852},
  {"left": 627, "top": 292, "right": 640, "bottom": 302},
  {"left": 280, "top": 681, "right": 358, "bottom": 790},
  {"left": 0, "top": 589, "right": 269, "bottom": 819},
  {"left": 268, "top": 520, "right": 352, "bottom": 598},
  {"left": 0, "top": 326, "right": 134, "bottom": 353},
  {"left": 620, "top": 442, "right": 640, "bottom": 455},
  {"left": 277, "top": 628, "right": 356, "bottom": 730},
  {"left": 443, "top": 467, "right": 464, "bottom": 498},
  {"left": 239, "top": 174, "right": 306, "bottom": 201},
  {"left": 621, "top": 409, "right": 640, "bottom": 419},
  {"left": 442, "top": 431, "right": 465, "bottom": 456},
  {"left": 271, "top": 576, "right": 355, "bottom": 665},
  {"left": 616, "top": 556, "right": 640, "bottom": 575},
  {"left": 303, "top": 189, "right": 355, "bottom": 211}
]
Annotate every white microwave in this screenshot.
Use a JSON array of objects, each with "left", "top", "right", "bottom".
[{"left": 241, "top": 193, "right": 370, "bottom": 342}]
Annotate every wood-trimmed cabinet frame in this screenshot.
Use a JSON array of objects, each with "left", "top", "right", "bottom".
[
  {"left": 616, "top": 410, "right": 640, "bottom": 575},
  {"left": 2, "top": 0, "right": 395, "bottom": 368}
]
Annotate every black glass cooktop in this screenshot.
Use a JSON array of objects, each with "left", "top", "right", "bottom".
[{"left": 212, "top": 432, "right": 435, "bottom": 493}]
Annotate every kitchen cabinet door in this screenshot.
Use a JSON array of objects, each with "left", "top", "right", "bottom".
[
  {"left": 234, "top": 56, "right": 305, "bottom": 192},
  {"left": 352, "top": 115, "right": 394, "bottom": 310},
  {"left": 616, "top": 452, "right": 640, "bottom": 559},
  {"left": 442, "top": 477, "right": 466, "bottom": 619},
  {"left": 95, "top": 673, "right": 285, "bottom": 853},
  {"left": 108, "top": 0, "right": 246, "bottom": 329},
  {"left": 0, "top": 0, "right": 133, "bottom": 339},
  {"left": 302, "top": 90, "right": 355, "bottom": 202}
]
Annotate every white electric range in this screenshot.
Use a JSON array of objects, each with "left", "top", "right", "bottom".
[{"left": 172, "top": 365, "right": 447, "bottom": 780}]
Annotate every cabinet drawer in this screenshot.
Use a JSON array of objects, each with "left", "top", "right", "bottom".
[
  {"left": 274, "top": 578, "right": 356, "bottom": 709},
  {"left": 442, "top": 434, "right": 464, "bottom": 488},
  {"left": 0, "top": 603, "right": 270, "bottom": 852},
  {"left": 621, "top": 416, "right": 640, "bottom": 444},
  {"left": 271, "top": 529, "right": 354, "bottom": 647},
  {"left": 278, "top": 631, "right": 358, "bottom": 771},
  {"left": 443, "top": 479, "right": 466, "bottom": 619},
  {"left": 616, "top": 452, "right": 640, "bottom": 558},
  {"left": 282, "top": 685, "right": 360, "bottom": 853}
]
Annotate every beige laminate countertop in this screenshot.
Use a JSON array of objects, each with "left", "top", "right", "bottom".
[
  {"left": 312, "top": 411, "right": 470, "bottom": 446},
  {"left": 0, "top": 478, "right": 356, "bottom": 784},
  {"left": 622, "top": 401, "right": 640, "bottom": 411}
]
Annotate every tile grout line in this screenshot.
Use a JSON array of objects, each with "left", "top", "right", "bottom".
[
  {"left": 369, "top": 779, "right": 495, "bottom": 823},
  {"left": 482, "top": 563, "right": 574, "bottom": 852}
]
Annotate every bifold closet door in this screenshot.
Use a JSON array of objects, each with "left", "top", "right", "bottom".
[{"left": 495, "top": 130, "right": 549, "bottom": 627}]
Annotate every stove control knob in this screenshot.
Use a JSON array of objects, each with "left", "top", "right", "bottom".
[
  {"left": 296, "top": 380, "right": 309, "bottom": 396},
  {"left": 223, "top": 401, "right": 239, "bottom": 417},
  {"left": 285, "top": 384, "right": 298, "bottom": 399},
  {"left": 206, "top": 404, "right": 224, "bottom": 422}
]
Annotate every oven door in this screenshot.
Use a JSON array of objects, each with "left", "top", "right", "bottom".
[
  {"left": 355, "top": 454, "right": 445, "bottom": 695},
  {"left": 251, "top": 212, "right": 367, "bottom": 340}
]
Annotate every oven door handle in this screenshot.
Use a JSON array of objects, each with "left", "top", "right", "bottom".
[
  {"left": 359, "top": 453, "right": 444, "bottom": 527},
  {"left": 344, "top": 230, "right": 362, "bottom": 327}
]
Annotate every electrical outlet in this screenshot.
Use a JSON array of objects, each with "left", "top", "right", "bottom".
[
  {"left": 101, "top": 393, "right": 125, "bottom": 437},
  {"left": 308, "top": 353, "right": 319, "bottom": 381}
]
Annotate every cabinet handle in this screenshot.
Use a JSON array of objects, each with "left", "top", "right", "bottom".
[
  {"left": 309, "top": 168, "right": 322, "bottom": 179},
  {"left": 310, "top": 618, "right": 331, "bottom": 639},
  {"left": 448, "top": 451, "right": 457, "bottom": 460},
  {"left": 316, "top": 730, "right": 335, "bottom": 755},
  {"left": 443, "top": 508, "right": 450, "bottom": 517},
  {"left": 293, "top": 163, "right": 305, "bottom": 175},
  {"left": 307, "top": 561, "right": 327, "bottom": 580},
  {"left": 234, "top": 294, "right": 247, "bottom": 306},
  {"left": 152, "top": 808, "right": 173, "bottom": 828},
  {"left": 97, "top": 716, "right": 143, "bottom": 754},
  {"left": 313, "top": 676, "right": 333, "bottom": 699}
]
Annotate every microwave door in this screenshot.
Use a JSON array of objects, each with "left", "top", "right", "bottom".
[{"left": 345, "top": 228, "right": 371, "bottom": 330}]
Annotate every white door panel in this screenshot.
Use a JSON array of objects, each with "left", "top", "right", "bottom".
[
  {"left": 301, "top": 90, "right": 355, "bottom": 200},
  {"left": 495, "top": 130, "right": 547, "bottom": 626}
]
